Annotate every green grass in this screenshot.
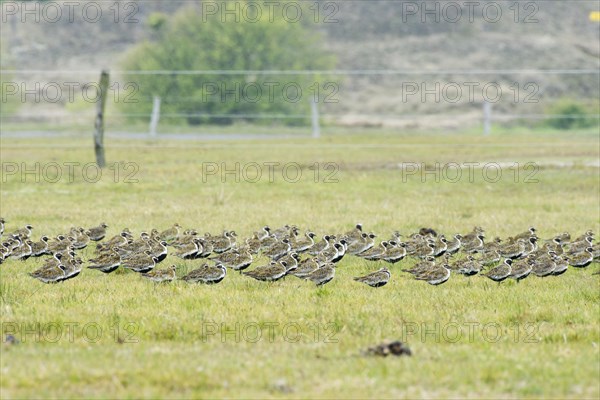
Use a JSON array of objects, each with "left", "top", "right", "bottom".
[{"left": 1, "top": 130, "right": 599, "bottom": 399}]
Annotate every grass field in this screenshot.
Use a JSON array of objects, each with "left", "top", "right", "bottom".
[{"left": 1, "top": 129, "right": 599, "bottom": 398}]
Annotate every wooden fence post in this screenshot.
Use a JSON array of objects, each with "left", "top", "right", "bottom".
[
  {"left": 94, "top": 70, "right": 109, "bottom": 168},
  {"left": 149, "top": 95, "right": 161, "bottom": 137},
  {"left": 483, "top": 101, "right": 492, "bottom": 136},
  {"left": 311, "top": 97, "right": 320, "bottom": 138}
]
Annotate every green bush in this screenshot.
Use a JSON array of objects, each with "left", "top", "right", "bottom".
[
  {"left": 121, "top": 3, "right": 336, "bottom": 126},
  {"left": 545, "top": 99, "right": 598, "bottom": 130}
]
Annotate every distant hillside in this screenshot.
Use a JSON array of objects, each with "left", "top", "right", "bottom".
[{"left": 2, "top": 1, "right": 599, "bottom": 129}]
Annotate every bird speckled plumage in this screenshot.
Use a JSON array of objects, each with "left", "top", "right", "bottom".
[
  {"left": 121, "top": 250, "right": 158, "bottom": 273},
  {"left": 142, "top": 265, "right": 177, "bottom": 283},
  {"left": 305, "top": 263, "right": 335, "bottom": 286},
  {"left": 182, "top": 263, "right": 227, "bottom": 284},
  {"left": 243, "top": 261, "right": 287, "bottom": 282},
  {"left": 88, "top": 250, "right": 121, "bottom": 273},
  {"left": 86, "top": 223, "right": 108, "bottom": 241},
  {"left": 354, "top": 267, "right": 391, "bottom": 287},
  {"left": 483, "top": 259, "right": 512, "bottom": 282},
  {"left": 289, "top": 257, "right": 321, "bottom": 279}
]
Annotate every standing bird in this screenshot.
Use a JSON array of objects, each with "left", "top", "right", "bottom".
[
  {"left": 243, "top": 261, "right": 288, "bottom": 282},
  {"left": 532, "top": 254, "right": 557, "bottom": 277},
  {"left": 194, "top": 238, "right": 213, "bottom": 259},
  {"left": 462, "top": 234, "right": 485, "bottom": 253},
  {"left": 354, "top": 267, "right": 391, "bottom": 287},
  {"left": 316, "top": 242, "right": 343, "bottom": 264},
  {"left": 121, "top": 250, "right": 159, "bottom": 273},
  {"left": 432, "top": 235, "right": 448, "bottom": 257},
  {"left": 99, "top": 232, "right": 130, "bottom": 251},
  {"left": 445, "top": 234, "right": 462, "bottom": 255},
  {"left": 553, "top": 232, "right": 571, "bottom": 244},
  {"left": 58, "top": 256, "right": 83, "bottom": 282},
  {"left": 509, "top": 258, "right": 534, "bottom": 281},
  {"left": 182, "top": 263, "right": 227, "bottom": 284},
  {"left": 158, "top": 223, "right": 182, "bottom": 244},
  {"left": 514, "top": 227, "right": 537, "bottom": 241},
  {"left": 404, "top": 256, "right": 436, "bottom": 275},
  {"left": 412, "top": 242, "right": 437, "bottom": 259},
  {"left": 70, "top": 227, "right": 90, "bottom": 250},
  {"left": 305, "top": 263, "right": 336, "bottom": 286},
  {"left": 414, "top": 264, "right": 451, "bottom": 286},
  {"left": 142, "top": 265, "right": 178, "bottom": 283},
  {"left": 30, "top": 264, "right": 67, "bottom": 284},
  {"left": 244, "top": 235, "right": 262, "bottom": 255},
  {"left": 211, "top": 248, "right": 253, "bottom": 272},
  {"left": 499, "top": 239, "right": 526, "bottom": 259},
  {"left": 10, "top": 225, "right": 33, "bottom": 239},
  {"left": 291, "top": 231, "right": 317, "bottom": 253},
  {"left": 173, "top": 238, "right": 202, "bottom": 260},
  {"left": 149, "top": 240, "right": 169, "bottom": 262},
  {"left": 11, "top": 240, "right": 33, "bottom": 260},
  {"left": 47, "top": 235, "right": 74, "bottom": 254},
  {"left": 551, "top": 255, "right": 569, "bottom": 276},
  {"left": 342, "top": 224, "right": 364, "bottom": 245},
  {"left": 0, "top": 243, "right": 11, "bottom": 263},
  {"left": 381, "top": 241, "right": 407, "bottom": 264},
  {"left": 308, "top": 235, "right": 333, "bottom": 256},
  {"left": 289, "top": 257, "right": 321, "bottom": 279},
  {"left": 567, "top": 247, "right": 594, "bottom": 268},
  {"left": 330, "top": 239, "right": 348, "bottom": 263},
  {"left": 29, "top": 253, "right": 65, "bottom": 282},
  {"left": 346, "top": 233, "right": 375, "bottom": 255},
  {"left": 86, "top": 223, "right": 109, "bottom": 241},
  {"left": 278, "top": 252, "right": 300, "bottom": 272},
  {"left": 271, "top": 225, "right": 294, "bottom": 241},
  {"left": 478, "top": 249, "right": 501, "bottom": 266},
  {"left": 263, "top": 239, "right": 291, "bottom": 261},
  {"left": 88, "top": 250, "right": 121, "bottom": 273},
  {"left": 254, "top": 226, "right": 271, "bottom": 241},
  {"left": 483, "top": 259, "right": 513, "bottom": 282},
  {"left": 259, "top": 234, "right": 278, "bottom": 250},
  {"left": 462, "top": 226, "right": 485, "bottom": 242},
  {"left": 454, "top": 256, "right": 483, "bottom": 276},
  {"left": 357, "top": 241, "right": 388, "bottom": 261},
  {"left": 207, "top": 231, "right": 236, "bottom": 254},
  {"left": 30, "top": 236, "right": 50, "bottom": 257},
  {"left": 419, "top": 227, "right": 438, "bottom": 237},
  {"left": 567, "top": 236, "right": 593, "bottom": 255},
  {"left": 591, "top": 243, "right": 600, "bottom": 261}
]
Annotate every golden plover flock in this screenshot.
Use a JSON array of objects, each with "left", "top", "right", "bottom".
[{"left": 0, "top": 218, "right": 598, "bottom": 286}]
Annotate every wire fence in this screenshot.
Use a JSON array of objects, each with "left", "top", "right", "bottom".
[
  {"left": 3, "top": 69, "right": 600, "bottom": 75},
  {"left": 2, "top": 113, "right": 599, "bottom": 120},
  {"left": 1, "top": 68, "right": 599, "bottom": 136}
]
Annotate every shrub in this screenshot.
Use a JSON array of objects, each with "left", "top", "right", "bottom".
[
  {"left": 545, "top": 99, "right": 598, "bottom": 130},
  {"left": 121, "top": 3, "right": 336, "bottom": 126}
]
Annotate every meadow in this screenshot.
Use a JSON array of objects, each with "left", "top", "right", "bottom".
[{"left": 1, "top": 128, "right": 599, "bottom": 398}]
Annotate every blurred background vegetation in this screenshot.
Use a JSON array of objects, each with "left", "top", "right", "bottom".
[
  {"left": 544, "top": 99, "right": 598, "bottom": 130},
  {"left": 1, "top": 0, "right": 599, "bottom": 132},
  {"left": 121, "top": 6, "right": 335, "bottom": 125}
]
